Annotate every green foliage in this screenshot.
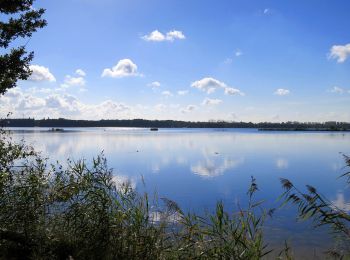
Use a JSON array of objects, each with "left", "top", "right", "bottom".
[
  {"left": 0, "top": 130, "right": 272, "bottom": 259},
  {"left": 280, "top": 155, "right": 350, "bottom": 258},
  {"left": 167, "top": 177, "right": 272, "bottom": 259},
  {"left": 0, "top": 0, "right": 46, "bottom": 95}
]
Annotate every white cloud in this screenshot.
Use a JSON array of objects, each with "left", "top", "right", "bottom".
[
  {"left": 230, "top": 113, "right": 238, "bottom": 120},
  {"left": 102, "top": 59, "right": 139, "bottom": 78},
  {"left": 29, "top": 65, "right": 56, "bottom": 82},
  {"left": 330, "top": 86, "right": 345, "bottom": 94},
  {"left": 329, "top": 43, "right": 350, "bottom": 63},
  {"left": 235, "top": 50, "right": 243, "bottom": 57},
  {"left": 161, "top": 90, "right": 173, "bottom": 97},
  {"left": 154, "top": 103, "right": 166, "bottom": 111},
  {"left": 224, "top": 50, "right": 242, "bottom": 65},
  {"left": 64, "top": 75, "right": 86, "bottom": 87},
  {"left": 202, "top": 97, "right": 222, "bottom": 106},
  {"left": 177, "top": 90, "right": 188, "bottom": 95},
  {"left": 181, "top": 104, "right": 196, "bottom": 113},
  {"left": 142, "top": 30, "right": 185, "bottom": 42},
  {"left": 192, "top": 77, "right": 226, "bottom": 93},
  {"left": 274, "top": 88, "right": 290, "bottom": 96},
  {"left": 207, "top": 87, "right": 216, "bottom": 94},
  {"left": 224, "top": 58, "right": 232, "bottom": 64},
  {"left": 191, "top": 77, "right": 244, "bottom": 96},
  {"left": 169, "top": 104, "right": 180, "bottom": 109},
  {"left": 224, "top": 87, "right": 244, "bottom": 96},
  {"left": 142, "top": 30, "right": 165, "bottom": 41},
  {"left": 263, "top": 8, "right": 270, "bottom": 14},
  {"left": 18, "top": 95, "right": 46, "bottom": 110},
  {"left": 148, "top": 81, "right": 161, "bottom": 88},
  {"left": 27, "top": 87, "right": 53, "bottom": 94},
  {"left": 4, "top": 87, "right": 23, "bottom": 98},
  {"left": 75, "top": 69, "right": 86, "bottom": 77},
  {"left": 0, "top": 88, "right": 132, "bottom": 120},
  {"left": 166, "top": 30, "right": 186, "bottom": 41}
]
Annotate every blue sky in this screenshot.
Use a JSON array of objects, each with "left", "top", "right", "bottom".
[{"left": 1, "top": 0, "right": 350, "bottom": 122}]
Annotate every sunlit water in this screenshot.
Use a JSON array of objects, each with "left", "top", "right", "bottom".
[{"left": 8, "top": 127, "right": 350, "bottom": 258}]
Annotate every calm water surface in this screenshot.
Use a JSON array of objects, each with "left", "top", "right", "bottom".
[{"left": 9, "top": 127, "right": 350, "bottom": 258}]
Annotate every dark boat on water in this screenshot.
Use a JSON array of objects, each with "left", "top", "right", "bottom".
[
  {"left": 150, "top": 128, "right": 158, "bottom": 131},
  {"left": 49, "top": 128, "right": 64, "bottom": 132}
]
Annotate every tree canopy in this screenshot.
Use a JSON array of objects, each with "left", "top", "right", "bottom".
[{"left": 0, "top": 0, "right": 46, "bottom": 95}]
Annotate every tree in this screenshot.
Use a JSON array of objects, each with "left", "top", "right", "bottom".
[{"left": 0, "top": 0, "right": 46, "bottom": 95}]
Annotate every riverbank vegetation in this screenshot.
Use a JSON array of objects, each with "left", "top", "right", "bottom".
[{"left": 2, "top": 118, "right": 350, "bottom": 131}]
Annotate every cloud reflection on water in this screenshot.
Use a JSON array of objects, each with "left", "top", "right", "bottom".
[
  {"left": 112, "top": 175, "right": 137, "bottom": 191},
  {"left": 191, "top": 157, "right": 244, "bottom": 178},
  {"left": 331, "top": 192, "right": 350, "bottom": 212},
  {"left": 276, "top": 158, "right": 289, "bottom": 169}
]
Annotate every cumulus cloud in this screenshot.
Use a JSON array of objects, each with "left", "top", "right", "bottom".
[
  {"left": 235, "top": 50, "right": 243, "bottom": 57},
  {"left": 225, "top": 87, "right": 244, "bottom": 96},
  {"left": 329, "top": 43, "right": 350, "bottom": 63},
  {"left": 177, "top": 90, "right": 189, "bottom": 96},
  {"left": 191, "top": 77, "right": 244, "bottom": 96},
  {"left": 202, "top": 98, "right": 222, "bottom": 106},
  {"left": 142, "top": 30, "right": 165, "bottom": 41},
  {"left": 148, "top": 81, "right": 161, "bottom": 88},
  {"left": 0, "top": 87, "right": 132, "bottom": 119},
  {"left": 18, "top": 95, "right": 46, "bottom": 110},
  {"left": 229, "top": 113, "right": 238, "bottom": 120},
  {"left": 61, "top": 69, "right": 87, "bottom": 89},
  {"left": 330, "top": 86, "right": 346, "bottom": 94},
  {"left": 64, "top": 75, "right": 86, "bottom": 87},
  {"left": 154, "top": 104, "right": 166, "bottom": 111},
  {"left": 27, "top": 87, "right": 54, "bottom": 94},
  {"left": 142, "top": 30, "right": 185, "bottom": 42},
  {"left": 165, "top": 30, "right": 186, "bottom": 41},
  {"left": 169, "top": 104, "right": 180, "bottom": 109},
  {"left": 4, "top": 87, "right": 22, "bottom": 98},
  {"left": 161, "top": 90, "right": 173, "bottom": 97},
  {"left": 181, "top": 104, "right": 196, "bottom": 113},
  {"left": 75, "top": 69, "right": 86, "bottom": 77},
  {"left": 274, "top": 88, "right": 290, "bottom": 96},
  {"left": 29, "top": 65, "right": 56, "bottom": 82},
  {"left": 192, "top": 77, "right": 225, "bottom": 93},
  {"left": 102, "top": 59, "right": 139, "bottom": 78}
]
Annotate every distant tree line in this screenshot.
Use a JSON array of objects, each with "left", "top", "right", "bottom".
[{"left": 1, "top": 118, "right": 350, "bottom": 130}]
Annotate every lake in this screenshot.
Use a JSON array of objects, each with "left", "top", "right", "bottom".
[{"left": 8, "top": 127, "right": 350, "bottom": 258}]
